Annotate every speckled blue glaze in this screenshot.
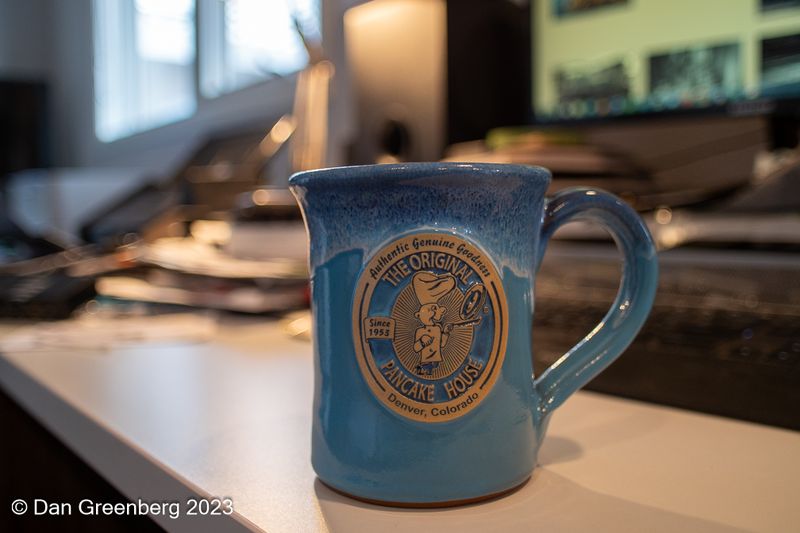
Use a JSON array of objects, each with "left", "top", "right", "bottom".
[{"left": 289, "top": 163, "right": 658, "bottom": 505}]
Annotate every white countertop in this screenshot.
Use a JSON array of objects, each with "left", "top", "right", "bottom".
[{"left": 1, "top": 316, "right": 798, "bottom": 532}]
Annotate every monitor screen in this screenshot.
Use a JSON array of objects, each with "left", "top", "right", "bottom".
[{"left": 532, "top": 0, "right": 800, "bottom": 123}]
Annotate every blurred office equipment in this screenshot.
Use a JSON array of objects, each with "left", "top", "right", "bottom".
[
  {"left": 518, "top": 0, "right": 800, "bottom": 429},
  {"left": 290, "top": 60, "right": 334, "bottom": 173},
  {"left": 436, "top": 1, "right": 800, "bottom": 196},
  {"left": 0, "top": 80, "right": 51, "bottom": 251},
  {"left": 535, "top": 243, "right": 800, "bottom": 430},
  {"left": 346, "top": 0, "right": 447, "bottom": 162},
  {"left": 723, "top": 149, "right": 800, "bottom": 213},
  {"left": 180, "top": 19, "right": 332, "bottom": 212},
  {"left": 93, "top": 237, "right": 308, "bottom": 314},
  {"left": 345, "top": 0, "right": 530, "bottom": 163},
  {"left": 0, "top": 80, "right": 97, "bottom": 319},
  {"left": 528, "top": 0, "right": 799, "bottom": 185},
  {"left": 174, "top": 126, "right": 287, "bottom": 214},
  {"left": 1, "top": 120, "right": 313, "bottom": 318},
  {"left": 0, "top": 42, "right": 325, "bottom": 317},
  {"left": 0, "top": 80, "right": 48, "bottom": 179},
  {"left": 0, "top": 264, "right": 96, "bottom": 320}
]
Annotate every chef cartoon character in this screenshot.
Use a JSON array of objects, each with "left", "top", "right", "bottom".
[{"left": 412, "top": 272, "right": 456, "bottom": 376}]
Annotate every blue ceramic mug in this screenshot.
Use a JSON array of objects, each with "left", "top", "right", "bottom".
[{"left": 289, "top": 163, "right": 658, "bottom": 506}]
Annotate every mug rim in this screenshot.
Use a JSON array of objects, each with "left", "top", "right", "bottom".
[{"left": 288, "top": 162, "right": 551, "bottom": 188}]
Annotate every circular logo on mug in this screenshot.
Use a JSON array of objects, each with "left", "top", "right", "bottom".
[{"left": 353, "top": 232, "right": 508, "bottom": 422}]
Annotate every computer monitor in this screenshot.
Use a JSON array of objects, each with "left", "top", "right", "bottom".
[{"left": 531, "top": 0, "right": 800, "bottom": 136}]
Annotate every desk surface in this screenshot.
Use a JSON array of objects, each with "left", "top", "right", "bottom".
[{"left": 1, "top": 317, "right": 798, "bottom": 532}]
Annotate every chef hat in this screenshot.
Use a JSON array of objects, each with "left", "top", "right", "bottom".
[{"left": 412, "top": 272, "right": 455, "bottom": 305}]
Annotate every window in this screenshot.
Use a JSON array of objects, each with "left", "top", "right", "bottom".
[
  {"left": 93, "top": 0, "right": 196, "bottom": 142},
  {"left": 199, "top": 0, "right": 321, "bottom": 98},
  {"left": 93, "top": 0, "right": 320, "bottom": 143}
]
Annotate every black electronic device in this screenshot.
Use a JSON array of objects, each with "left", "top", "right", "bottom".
[
  {"left": 1, "top": 79, "right": 50, "bottom": 236},
  {"left": 0, "top": 80, "right": 49, "bottom": 178},
  {"left": 345, "top": 0, "right": 530, "bottom": 163},
  {"left": 535, "top": 243, "right": 800, "bottom": 430}
]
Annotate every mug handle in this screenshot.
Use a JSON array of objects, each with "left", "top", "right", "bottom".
[{"left": 533, "top": 187, "right": 659, "bottom": 416}]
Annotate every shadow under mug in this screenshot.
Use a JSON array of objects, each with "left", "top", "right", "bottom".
[{"left": 289, "top": 163, "right": 658, "bottom": 506}]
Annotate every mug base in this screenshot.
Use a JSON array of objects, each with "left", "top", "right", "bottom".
[{"left": 318, "top": 475, "right": 531, "bottom": 508}]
